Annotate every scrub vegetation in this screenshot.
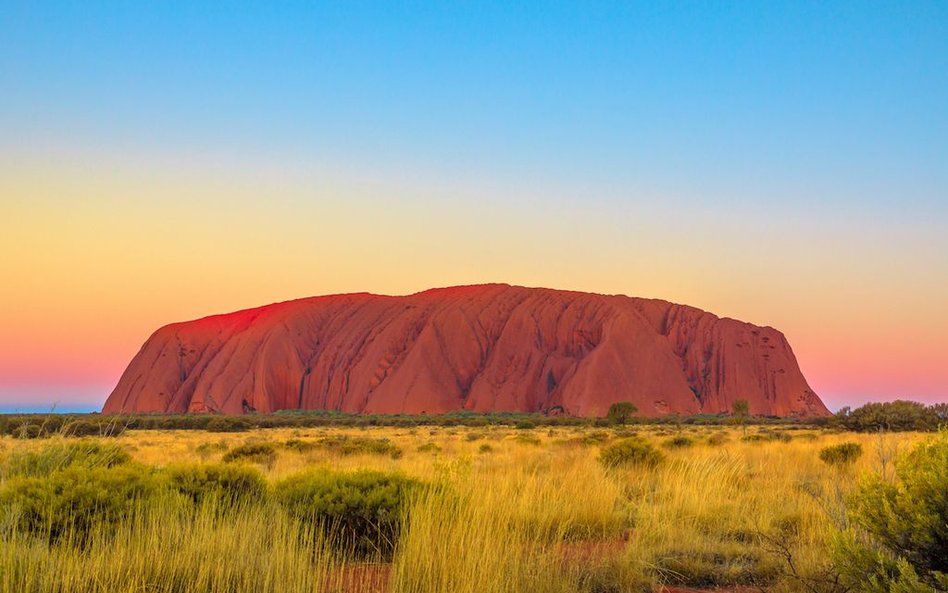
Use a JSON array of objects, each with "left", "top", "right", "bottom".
[{"left": 0, "top": 415, "right": 944, "bottom": 593}]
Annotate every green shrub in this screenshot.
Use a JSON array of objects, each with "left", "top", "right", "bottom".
[
  {"left": 315, "top": 435, "right": 402, "bottom": 459},
  {"left": 3, "top": 440, "right": 132, "bottom": 478},
  {"left": 274, "top": 470, "right": 420, "bottom": 558},
  {"left": 195, "top": 441, "right": 228, "bottom": 458},
  {"left": 206, "top": 417, "right": 251, "bottom": 433},
  {"left": 755, "top": 429, "right": 792, "bottom": 443},
  {"left": 478, "top": 443, "right": 494, "bottom": 454},
  {"left": 0, "top": 465, "right": 158, "bottom": 541},
  {"left": 663, "top": 435, "right": 695, "bottom": 449},
  {"left": 599, "top": 438, "right": 663, "bottom": 468},
  {"left": 819, "top": 442, "right": 863, "bottom": 466},
  {"left": 514, "top": 434, "right": 541, "bottom": 446},
  {"left": 283, "top": 438, "right": 317, "bottom": 453},
  {"left": 417, "top": 442, "right": 441, "bottom": 454},
  {"left": 165, "top": 463, "right": 267, "bottom": 506},
  {"left": 221, "top": 442, "right": 277, "bottom": 467},
  {"left": 834, "top": 432, "right": 948, "bottom": 592},
  {"left": 707, "top": 432, "right": 729, "bottom": 446},
  {"left": 60, "top": 419, "right": 126, "bottom": 438},
  {"left": 606, "top": 401, "right": 639, "bottom": 425}
]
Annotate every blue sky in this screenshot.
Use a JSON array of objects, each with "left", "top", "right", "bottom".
[
  {"left": 3, "top": 1, "right": 946, "bottom": 200},
  {"left": 1, "top": 2, "right": 947, "bottom": 412}
]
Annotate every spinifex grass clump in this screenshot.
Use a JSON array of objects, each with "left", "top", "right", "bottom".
[
  {"left": 3, "top": 440, "right": 131, "bottom": 479},
  {"left": 221, "top": 442, "right": 278, "bottom": 466},
  {"left": 282, "top": 438, "right": 317, "bottom": 453},
  {"left": 417, "top": 442, "right": 441, "bottom": 454},
  {"left": 315, "top": 435, "right": 403, "bottom": 459},
  {"left": 663, "top": 435, "right": 695, "bottom": 449},
  {"left": 165, "top": 463, "right": 267, "bottom": 506},
  {"left": 274, "top": 469, "right": 420, "bottom": 559},
  {"left": 1, "top": 464, "right": 159, "bottom": 542},
  {"left": 0, "top": 497, "right": 354, "bottom": 593},
  {"left": 818, "top": 442, "right": 863, "bottom": 466},
  {"left": 598, "top": 437, "right": 663, "bottom": 468}
]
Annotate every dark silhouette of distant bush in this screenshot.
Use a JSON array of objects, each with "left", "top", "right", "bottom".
[{"left": 833, "top": 400, "right": 947, "bottom": 432}]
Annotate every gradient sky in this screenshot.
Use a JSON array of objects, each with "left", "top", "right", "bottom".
[{"left": 2, "top": 2, "right": 946, "bottom": 412}]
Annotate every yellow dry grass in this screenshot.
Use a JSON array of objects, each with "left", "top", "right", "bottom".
[{"left": 0, "top": 423, "right": 925, "bottom": 593}]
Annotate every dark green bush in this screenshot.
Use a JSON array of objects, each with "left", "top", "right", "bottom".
[
  {"left": 3, "top": 440, "right": 132, "bottom": 478},
  {"left": 417, "top": 442, "right": 441, "bottom": 453},
  {"left": 834, "top": 432, "right": 948, "bottom": 592},
  {"left": 478, "top": 443, "right": 494, "bottom": 454},
  {"left": 663, "top": 435, "right": 695, "bottom": 449},
  {"left": 599, "top": 438, "right": 663, "bottom": 468},
  {"left": 283, "top": 438, "right": 317, "bottom": 453},
  {"left": 315, "top": 435, "right": 402, "bottom": 459},
  {"left": 819, "top": 442, "right": 863, "bottom": 466},
  {"left": 195, "top": 441, "right": 228, "bottom": 458},
  {"left": 165, "top": 463, "right": 267, "bottom": 506},
  {"left": 61, "top": 419, "right": 126, "bottom": 438},
  {"left": 274, "top": 470, "right": 420, "bottom": 558},
  {"left": 221, "top": 442, "right": 278, "bottom": 466},
  {"left": 834, "top": 400, "right": 946, "bottom": 432},
  {"left": 206, "top": 417, "right": 251, "bottom": 433},
  {"left": 0, "top": 465, "right": 158, "bottom": 541},
  {"left": 606, "top": 402, "right": 639, "bottom": 425},
  {"left": 757, "top": 429, "right": 792, "bottom": 443}
]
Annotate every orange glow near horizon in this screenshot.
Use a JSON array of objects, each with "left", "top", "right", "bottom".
[{"left": 2, "top": 153, "right": 946, "bottom": 411}]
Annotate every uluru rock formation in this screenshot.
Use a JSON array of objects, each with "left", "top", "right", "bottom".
[{"left": 103, "top": 285, "right": 829, "bottom": 417}]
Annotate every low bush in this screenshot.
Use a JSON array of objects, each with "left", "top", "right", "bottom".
[
  {"left": 165, "top": 463, "right": 267, "bottom": 506},
  {"left": 3, "top": 440, "right": 132, "bottom": 478},
  {"left": 273, "top": 469, "right": 420, "bottom": 558},
  {"left": 417, "top": 442, "right": 441, "bottom": 453},
  {"left": 195, "top": 441, "right": 228, "bottom": 458},
  {"left": 599, "top": 438, "right": 663, "bottom": 468},
  {"left": 514, "top": 434, "right": 541, "bottom": 446},
  {"left": 818, "top": 442, "right": 863, "bottom": 466},
  {"left": 206, "top": 417, "right": 251, "bottom": 433},
  {"left": 60, "top": 419, "right": 126, "bottom": 438},
  {"left": 283, "top": 438, "right": 317, "bottom": 453},
  {"left": 758, "top": 429, "right": 792, "bottom": 443},
  {"left": 221, "top": 442, "right": 278, "bottom": 467},
  {"left": 707, "top": 432, "right": 729, "bottom": 446},
  {"left": 834, "top": 432, "right": 948, "bottom": 591},
  {"left": 315, "top": 435, "right": 402, "bottom": 459},
  {"left": 663, "top": 435, "right": 695, "bottom": 449},
  {"left": 478, "top": 443, "right": 494, "bottom": 454},
  {"left": 0, "top": 464, "right": 158, "bottom": 541}
]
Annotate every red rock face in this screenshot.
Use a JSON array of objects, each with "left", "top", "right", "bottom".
[{"left": 102, "top": 285, "right": 829, "bottom": 417}]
